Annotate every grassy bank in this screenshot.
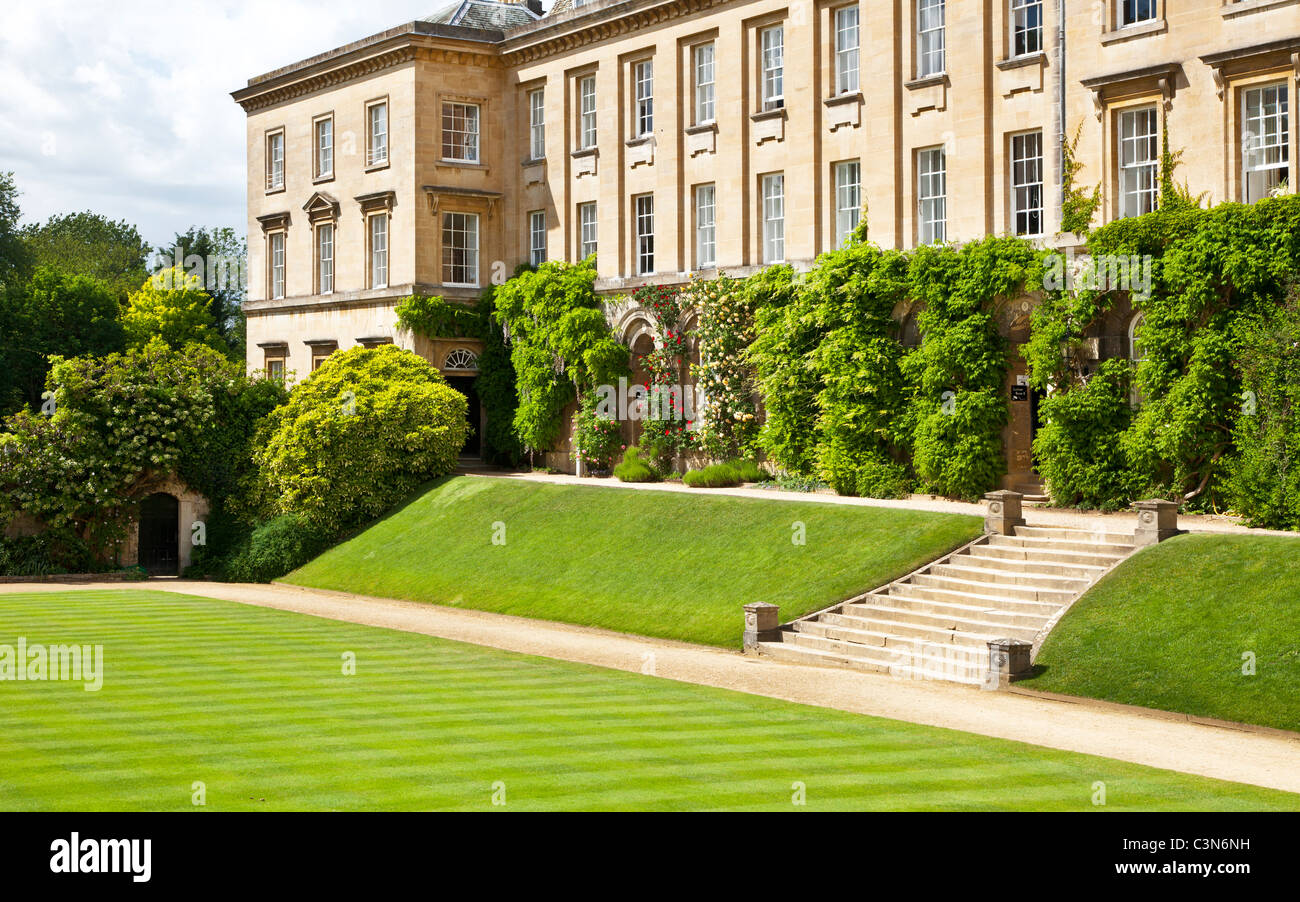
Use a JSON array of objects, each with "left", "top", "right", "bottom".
[
  {"left": 287, "top": 476, "right": 983, "bottom": 647},
  {"left": 1024, "top": 535, "right": 1300, "bottom": 732}
]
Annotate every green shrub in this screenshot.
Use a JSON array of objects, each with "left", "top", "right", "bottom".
[
  {"left": 254, "top": 345, "right": 468, "bottom": 534},
  {"left": 223, "top": 513, "right": 332, "bottom": 583},
  {"left": 1032, "top": 358, "right": 1138, "bottom": 509},
  {"left": 723, "top": 459, "right": 772, "bottom": 483},
  {"left": 683, "top": 463, "right": 742, "bottom": 488},
  {"left": 1223, "top": 293, "right": 1300, "bottom": 529},
  {"left": 614, "top": 448, "right": 658, "bottom": 483},
  {"left": 0, "top": 531, "right": 99, "bottom": 577}
]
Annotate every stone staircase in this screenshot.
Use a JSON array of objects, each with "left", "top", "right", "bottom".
[{"left": 756, "top": 523, "right": 1139, "bottom": 685}]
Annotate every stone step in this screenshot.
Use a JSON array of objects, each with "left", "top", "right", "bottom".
[
  {"left": 860, "top": 591, "right": 1061, "bottom": 619},
  {"left": 1015, "top": 525, "right": 1135, "bottom": 544},
  {"left": 958, "top": 551, "right": 1109, "bottom": 579},
  {"left": 909, "top": 572, "right": 1077, "bottom": 604},
  {"left": 773, "top": 634, "right": 987, "bottom": 683},
  {"left": 988, "top": 533, "right": 1135, "bottom": 556},
  {"left": 886, "top": 580, "right": 1068, "bottom": 614},
  {"left": 931, "top": 562, "right": 1091, "bottom": 592},
  {"left": 835, "top": 602, "right": 1041, "bottom": 644},
  {"left": 834, "top": 597, "right": 1053, "bottom": 630},
  {"left": 976, "top": 544, "right": 1129, "bottom": 568}
]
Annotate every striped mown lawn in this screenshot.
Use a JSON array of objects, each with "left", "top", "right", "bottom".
[
  {"left": 286, "top": 476, "right": 984, "bottom": 647},
  {"left": 1, "top": 590, "right": 1295, "bottom": 811}
]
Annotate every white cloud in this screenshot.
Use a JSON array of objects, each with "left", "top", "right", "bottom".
[{"left": 0, "top": 0, "right": 440, "bottom": 247}]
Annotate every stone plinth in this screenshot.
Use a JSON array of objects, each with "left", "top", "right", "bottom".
[
  {"left": 1133, "top": 499, "right": 1180, "bottom": 546},
  {"left": 743, "top": 602, "right": 782, "bottom": 651},
  {"left": 984, "top": 638, "right": 1032, "bottom": 689},
  {"left": 984, "top": 490, "right": 1025, "bottom": 535}
]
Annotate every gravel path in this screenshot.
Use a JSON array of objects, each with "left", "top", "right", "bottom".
[{"left": 7, "top": 578, "right": 1299, "bottom": 795}]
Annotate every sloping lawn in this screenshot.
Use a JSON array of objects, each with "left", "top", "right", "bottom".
[
  {"left": 1, "top": 590, "right": 1294, "bottom": 811},
  {"left": 286, "top": 476, "right": 983, "bottom": 647},
  {"left": 1024, "top": 535, "right": 1300, "bottom": 733}
]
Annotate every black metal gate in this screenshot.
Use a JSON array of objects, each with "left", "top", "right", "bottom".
[{"left": 138, "top": 493, "right": 179, "bottom": 575}]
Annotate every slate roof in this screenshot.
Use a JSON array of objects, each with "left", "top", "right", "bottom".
[{"left": 421, "top": 1, "right": 540, "bottom": 30}]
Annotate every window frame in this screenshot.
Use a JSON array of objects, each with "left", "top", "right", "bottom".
[
  {"left": 441, "top": 101, "right": 482, "bottom": 164},
  {"left": 316, "top": 222, "right": 335, "bottom": 295},
  {"left": 1118, "top": 0, "right": 1157, "bottom": 28},
  {"left": 1010, "top": 0, "right": 1043, "bottom": 58},
  {"left": 760, "top": 25, "right": 785, "bottom": 111},
  {"left": 529, "top": 210, "right": 547, "bottom": 267},
  {"left": 761, "top": 172, "right": 786, "bottom": 264},
  {"left": 578, "top": 202, "right": 598, "bottom": 259},
  {"left": 441, "top": 211, "right": 480, "bottom": 288},
  {"left": 265, "top": 128, "right": 285, "bottom": 193},
  {"left": 695, "top": 183, "right": 717, "bottom": 269},
  {"left": 916, "top": 0, "right": 946, "bottom": 79},
  {"left": 634, "top": 194, "right": 655, "bottom": 276},
  {"left": 833, "top": 160, "right": 861, "bottom": 247},
  {"left": 528, "top": 88, "right": 546, "bottom": 161},
  {"left": 313, "top": 114, "right": 334, "bottom": 182},
  {"left": 633, "top": 59, "right": 654, "bottom": 138},
  {"left": 578, "top": 76, "right": 598, "bottom": 150},
  {"left": 267, "top": 230, "right": 287, "bottom": 300},
  {"left": 368, "top": 212, "right": 389, "bottom": 291},
  {"left": 834, "top": 6, "right": 861, "bottom": 96},
  {"left": 1010, "top": 130, "right": 1045, "bottom": 237},
  {"left": 1118, "top": 105, "right": 1159, "bottom": 218},
  {"left": 365, "top": 98, "right": 389, "bottom": 170},
  {"left": 1241, "top": 82, "right": 1290, "bottom": 203},
  {"left": 265, "top": 355, "right": 287, "bottom": 383},
  {"left": 694, "top": 42, "right": 716, "bottom": 125},
  {"left": 917, "top": 146, "right": 947, "bottom": 245}
]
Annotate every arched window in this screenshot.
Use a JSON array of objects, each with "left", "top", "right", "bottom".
[
  {"left": 1127, "top": 313, "right": 1145, "bottom": 362},
  {"left": 443, "top": 348, "right": 479, "bottom": 372}
]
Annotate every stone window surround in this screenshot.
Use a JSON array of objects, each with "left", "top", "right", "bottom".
[
  {"left": 311, "top": 110, "right": 335, "bottom": 183},
  {"left": 264, "top": 126, "right": 286, "bottom": 195},
  {"left": 683, "top": 29, "right": 719, "bottom": 129},
  {"left": 364, "top": 95, "right": 390, "bottom": 171},
  {"left": 1099, "top": 0, "right": 1166, "bottom": 44},
  {"left": 1199, "top": 40, "right": 1300, "bottom": 202},
  {"left": 257, "top": 211, "right": 291, "bottom": 302}
]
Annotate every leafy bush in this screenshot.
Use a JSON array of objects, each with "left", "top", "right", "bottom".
[
  {"left": 492, "top": 260, "right": 628, "bottom": 455},
  {"left": 254, "top": 345, "right": 468, "bottom": 534},
  {"left": 723, "top": 459, "right": 772, "bottom": 483},
  {"left": 222, "top": 514, "right": 332, "bottom": 583},
  {"left": 573, "top": 394, "right": 621, "bottom": 473},
  {"left": 0, "top": 531, "right": 99, "bottom": 576},
  {"left": 613, "top": 447, "right": 658, "bottom": 483},
  {"left": 1223, "top": 293, "right": 1300, "bottom": 529},
  {"left": 683, "top": 463, "right": 742, "bottom": 488},
  {"left": 1032, "top": 359, "right": 1138, "bottom": 509},
  {"left": 123, "top": 267, "right": 226, "bottom": 354}
]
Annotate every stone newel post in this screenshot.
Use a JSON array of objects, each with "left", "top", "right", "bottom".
[
  {"left": 1133, "top": 499, "right": 1180, "bottom": 546},
  {"left": 743, "top": 602, "right": 782, "bottom": 651},
  {"left": 984, "top": 639, "right": 1032, "bottom": 689},
  {"left": 984, "top": 490, "right": 1025, "bottom": 535}
]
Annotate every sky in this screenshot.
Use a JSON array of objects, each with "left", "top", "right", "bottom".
[{"left": 0, "top": 1, "right": 549, "bottom": 249}]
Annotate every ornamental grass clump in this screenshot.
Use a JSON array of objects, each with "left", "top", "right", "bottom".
[
  {"left": 683, "top": 463, "right": 742, "bottom": 488},
  {"left": 613, "top": 447, "right": 658, "bottom": 483}
]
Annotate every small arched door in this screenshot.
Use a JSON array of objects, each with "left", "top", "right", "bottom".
[{"left": 138, "top": 493, "right": 179, "bottom": 575}]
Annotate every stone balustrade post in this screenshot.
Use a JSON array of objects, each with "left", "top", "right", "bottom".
[
  {"left": 1133, "top": 499, "right": 1180, "bottom": 546},
  {"left": 984, "top": 490, "right": 1025, "bottom": 535},
  {"left": 743, "top": 602, "right": 781, "bottom": 651}
]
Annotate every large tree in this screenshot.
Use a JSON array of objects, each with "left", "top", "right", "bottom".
[
  {"left": 21, "top": 211, "right": 149, "bottom": 304},
  {"left": 0, "top": 268, "right": 125, "bottom": 415},
  {"left": 154, "top": 226, "right": 247, "bottom": 354},
  {"left": 0, "top": 172, "right": 31, "bottom": 292}
]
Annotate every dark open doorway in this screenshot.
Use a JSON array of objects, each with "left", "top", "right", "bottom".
[
  {"left": 138, "top": 492, "right": 179, "bottom": 575},
  {"left": 446, "top": 375, "right": 482, "bottom": 458}
]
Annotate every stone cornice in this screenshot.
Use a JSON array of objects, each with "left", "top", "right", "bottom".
[
  {"left": 500, "top": 0, "right": 727, "bottom": 67},
  {"left": 232, "top": 32, "right": 503, "bottom": 113}
]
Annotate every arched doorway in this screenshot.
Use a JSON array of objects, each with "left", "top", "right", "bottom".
[
  {"left": 443, "top": 348, "right": 482, "bottom": 458},
  {"left": 138, "top": 493, "right": 179, "bottom": 575}
]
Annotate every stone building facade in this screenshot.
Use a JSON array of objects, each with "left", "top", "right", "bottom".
[{"left": 233, "top": 0, "right": 1298, "bottom": 478}]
